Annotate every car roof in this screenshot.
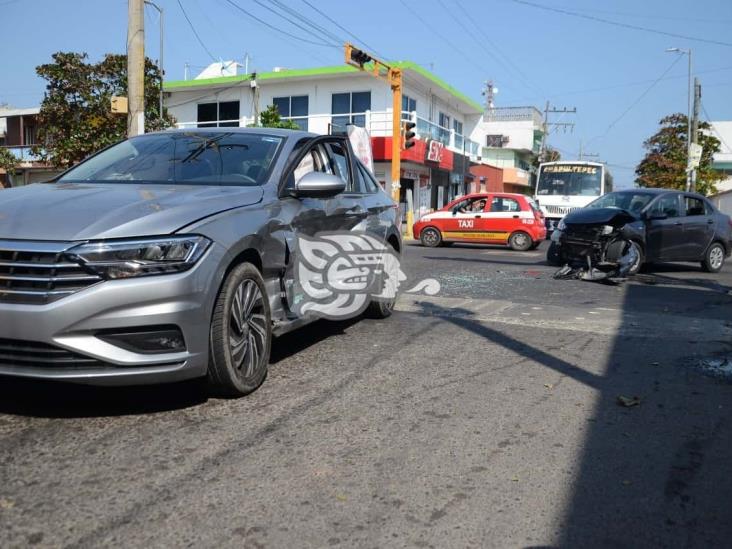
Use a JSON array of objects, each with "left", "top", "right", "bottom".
[
  {"left": 613, "top": 188, "right": 703, "bottom": 197},
  {"left": 458, "top": 192, "right": 529, "bottom": 200}
]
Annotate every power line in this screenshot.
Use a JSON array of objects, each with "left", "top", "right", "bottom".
[
  {"left": 510, "top": 0, "right": 732, "bottom": 48},
  {"left": 398, "top": 0, "right": 500, "bottom": 95},
  {"left": 249, "top": 0, "right": 339, "bottom": 48},
  {"left": 176, "top": 0, "right": 218, "bottom": 62},
  {"left": 299, "top": 0, "right": 386, "bottom": 59},
  {"left": 450, "top": 0, "right": 544, "bottom": 98},
  {"left": 536, "top": 3, "right": 732, "bottom": 25},
  {"left": 590, "top": 55, "right": 683, "bottom": 143},
  {"left": 221, "top": 0, "right": 339, "bottom": 48},
  {"left": 271, "top": 0, "right": 345, "bottom": 45},
  {"left": 701, "top": 102, "right": 732, "bottom": 154}
]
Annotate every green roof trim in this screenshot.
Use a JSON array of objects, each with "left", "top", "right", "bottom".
[{"left": 164, "top": 62, "right": 483, "bottom": 112}]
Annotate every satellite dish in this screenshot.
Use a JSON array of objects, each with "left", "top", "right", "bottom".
[{"left": 493, "top": 87, "right": 499, "bottom": 94}]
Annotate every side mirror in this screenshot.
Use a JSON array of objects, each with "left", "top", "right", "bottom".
[
  {"left": 451, "top": 205, "right": 460, "bottom": 216},
  {"left": 292, "top": 171, "right": 346, "bottom": 198}
]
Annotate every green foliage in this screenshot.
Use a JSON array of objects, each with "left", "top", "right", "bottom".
[
  {"left": 533, "top": 146, "right": 560, "bottom": 170},
  {"left": 252, "top": 104, "right": 300, "bottom": 130},
  {"left": 0, "top": 147, "right": 18, "bottom": 176},
  {"left": 635, "top": 113, "right": 723, "bottom": 196},
  {"left": 32, "top": 52, "right": 175, "bottom": 168}
]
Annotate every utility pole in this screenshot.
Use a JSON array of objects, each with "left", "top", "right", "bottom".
[
  {"left": 689, "top": 77, "right": 701, "bottom": 192},
  {"left": 144, "top": 0, "right": 163, "bottom": 123},
  {"left": 127, "top": 0, "right": 145, "bottom": 136},
  {"left": 539, "top": 102, "right": 576, "bottom": 161},
  {"left": 578, "top": 140, "right": 599, "bottom": 161}
]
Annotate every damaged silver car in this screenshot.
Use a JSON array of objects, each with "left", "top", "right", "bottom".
[{"left": 547, "top": 189, "right": 732, "bottom": 280}]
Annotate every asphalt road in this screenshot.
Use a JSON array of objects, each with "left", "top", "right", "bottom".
[{"left": 1, "top": 241, "right": 732, "bottom": 548}]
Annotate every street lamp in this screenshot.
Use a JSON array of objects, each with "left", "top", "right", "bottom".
[
  {"left": 666, "top": 47, "right": 692, "bottom": 191},
  {"left": 144, "top": 0, "right": 164, "bottom": 122}
]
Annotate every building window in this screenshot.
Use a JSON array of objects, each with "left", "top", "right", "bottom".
[
  {"left": 331, "top": 91, "right": 371, "bottom": 131},
  {"left": 453, "top": 119, "right": 463, "bottom": 136},
  {"left": 23, "top": 125, "right": 37, "bottom": 146},
  {"left": 197, "top": 101, "right": 240, "bottom": 127},
  {"left": 273, "top": 95, "right": 309, "bottom": 130},
  {"left": 438, "top": 112, "right": 451, "bottom": 144},
  {"left": 402, "top": 95, "right": 416, "bottom": 120}
]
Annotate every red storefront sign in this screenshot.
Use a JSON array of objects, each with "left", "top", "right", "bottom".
[
  {"left": 371, "top": 136, "right": 453, "bottom": 171},
  {"left": 426, "top": 140, "right": 444, "bottom": 163}
]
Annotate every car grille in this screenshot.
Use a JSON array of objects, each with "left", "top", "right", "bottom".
[
  {"left": 0, "top": 241, "right": 102, "bottom": 305},
  {"left": 564, "top": 225, "right": 602, "bottom": 243},
  {"left": 545, "top": 205, "right": 580, "bottom": 216},
  {"left": 0, "top": 338, "right": 113, "bottom": 369}
]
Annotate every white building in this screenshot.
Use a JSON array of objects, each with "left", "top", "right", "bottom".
[
  {"left": 707, "top": 121, "right": 732, "bottom": 214},
  {"left": 472, "top": 106, "right": 544, "bottom": 194},
  {"left": 164, "top": 61, "right": 488, "bottom": 217}
]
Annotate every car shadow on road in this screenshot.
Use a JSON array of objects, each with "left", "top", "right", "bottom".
[
  {"left": 270, "top": 317, "right": 363, "bottom": 365},
  {"left": 0, "top": 376, "right": 208, "bottom": 418}
]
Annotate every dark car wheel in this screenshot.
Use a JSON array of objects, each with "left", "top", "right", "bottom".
[
  {"left": 546, "top": 241, "right": 562, "bottom": 266},
  {"left": 701, "top": 242, "right": 726, "bottom": 273},
  {"left": 420, "top": 227, "right": 442, "bottom": 248},
  {"left": 509, "top": 231, "right": 532, "bottom": 251},
  {"left": 626, "top": 241, "right": 644, "bottom": 276},
  {"left": 365, "top": 242, "right": 400, "bottom": 319},
  {"left": 208, "top": 262, "right": 271, "bottom": 397}
]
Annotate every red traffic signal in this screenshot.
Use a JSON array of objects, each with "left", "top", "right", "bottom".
[{"left": 402, "top": 121, "right": 416, "bottom": 150}]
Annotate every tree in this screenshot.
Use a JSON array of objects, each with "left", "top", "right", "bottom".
[
  {"left": 253, "top": 104, "right": 300, "bottom": 130},
  {"left": 0, "top": 147, "right": 18, "bottom": 186},
  {"left": 533, "top": 146, "right": 560, "bottom": 170},
  {"left": 635, "top": 113, "right": 723, "bottom": 196},
  {"left": 32, "top": 52, "right": 174, "bottom": 168}
]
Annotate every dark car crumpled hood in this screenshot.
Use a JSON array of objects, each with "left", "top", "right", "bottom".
[
  {"left": 564, "top": 207, "right": 638, "bottom": 227},
  {"left": 0, "top": 182, "right": 263, "bottom": 241}
]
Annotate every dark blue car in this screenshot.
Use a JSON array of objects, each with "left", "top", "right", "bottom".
[{"left": 548, "top": 189, "right": 732, "bottom": 274}]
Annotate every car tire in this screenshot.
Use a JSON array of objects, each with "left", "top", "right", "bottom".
[
  {"left": 420, "top": 227, "right": 442, "bottom": 248},
  {"left": 509, "top": 231, "right": 532, "bottom": 251},
  {"left": 365, "top": 241, "right": 400, "bottom": 319},
  {"left": 208, "top": 262, "right": 272, "bottom": 398},
  {"left": 701, "top": 242, "right": 726, "bottom": 273},
  {"left": 626, "top": 240, "right": 645, "bottom": 276},
  {"left": 546, "top": 241, "right": 562, "bottom": 266}
]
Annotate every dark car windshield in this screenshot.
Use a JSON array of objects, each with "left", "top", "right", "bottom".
[
  {"left": 58, "top": 132, "right": 284, "bottom": 186},
  {"left": 587, "top": 191, "right": 655, "bottom": 214}
]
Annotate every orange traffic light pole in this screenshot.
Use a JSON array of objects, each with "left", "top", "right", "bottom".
[{"left": 344, "top": 43, "right": 402, "bottom": 203}]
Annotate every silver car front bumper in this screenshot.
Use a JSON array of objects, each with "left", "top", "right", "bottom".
[{"left": 0, "top": 244, "right": 224, "bottom": 386}]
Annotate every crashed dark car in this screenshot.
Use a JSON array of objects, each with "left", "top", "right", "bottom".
[{"left": 547, "top": 189, "right": 732, "bottom": 277}]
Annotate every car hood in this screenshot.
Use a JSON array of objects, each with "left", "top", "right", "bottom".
[
  {"left": 564, "top": 207, "right": 637, "bottom": 226},
  {"left": 0, "top": 182, "right": 263, "bottom": 241}
]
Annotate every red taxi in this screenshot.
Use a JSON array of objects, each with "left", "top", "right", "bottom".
[{"left": 413, "top": 193, "right": 546, "bottom": 250}]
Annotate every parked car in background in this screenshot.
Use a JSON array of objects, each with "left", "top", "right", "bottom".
[
  {"left": 413, "top": 192, "right": 546, "bottom": 250},
  {"left": 0, "top": 128, "right": 401, "bottom": 397},
  {"left": 547, "top": 189, "right": 732, "bottom": 274}
]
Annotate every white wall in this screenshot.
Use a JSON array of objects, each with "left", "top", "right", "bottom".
[{"left": 166, "top": 72, "right": 470, "bottom": 136}]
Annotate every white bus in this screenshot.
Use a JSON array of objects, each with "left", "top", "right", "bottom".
[{"left": 534, "top": 161, "right": 613, "bottom": 231}]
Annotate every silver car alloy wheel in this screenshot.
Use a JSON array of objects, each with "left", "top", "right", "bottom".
[
  {"left": 710, "top": 245, "right": 724, "bottom": 270},
  {"left": 229, "top": 279, "right": 267, "bottom": 377},
  {"left": 423, "top": 229, "right": 439, "bottom": 245}
]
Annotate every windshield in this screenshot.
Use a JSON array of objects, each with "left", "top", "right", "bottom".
[
  {"left": 537, "top": 164, "right": 602, "bottom": 196},
  {"left": 586, "top": 191, "right": 655, "bottom": 214},
  {"left": 58, "top": 132, "right": 284, "bottom": 186}
]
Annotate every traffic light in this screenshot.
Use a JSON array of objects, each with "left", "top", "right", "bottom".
[
  {"left": 348, "top": 46, "right": 372, "bottom": 67},
  {"left": 402, "top": 120, "right": 416, "bottom": 150}
]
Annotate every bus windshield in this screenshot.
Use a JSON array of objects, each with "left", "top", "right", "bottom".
[{"left": 536, "top": 164, "right": 602, "bottom": 197}]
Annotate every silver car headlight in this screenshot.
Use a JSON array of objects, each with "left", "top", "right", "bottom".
[
  {"left": 68, "top": 235, "right": 211, "bottom": 280},
  {"left": 601, "top": 225, "right": 614, "bottom": 235}
]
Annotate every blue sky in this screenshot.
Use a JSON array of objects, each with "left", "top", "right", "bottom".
[{"left": 2, "top": 0, "right": 731, "bottom": 187}]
